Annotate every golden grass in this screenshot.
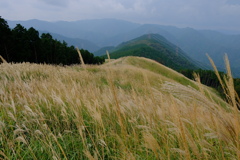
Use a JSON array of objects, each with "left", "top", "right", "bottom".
[
  {"left": 0, "top": 55, "right": 7, "bottom": 63},
  {"left": 0, "top": 56, "right": 239, "bottom": 159},
  {"left": 76, "top": 47, "right": 85, "bottom": 67},
  {"left": 208, "top": 54, "right": 240, "bottom": 159}
]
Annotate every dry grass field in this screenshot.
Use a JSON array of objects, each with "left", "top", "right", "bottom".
[{"left": 0, "top": 56, "right": 239, "bottom": 159}]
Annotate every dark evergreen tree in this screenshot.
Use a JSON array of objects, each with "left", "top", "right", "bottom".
[
  {"left": 12, "top": 24, "right": 30, "bottom": 62},
  {"left": 27, "top": 27, "right": 40, "bottom": 63},
  {"left": 40, "top": 33, "right": 54, "bottom": 64},
  {"left": 0, "top": 16, "right": 12, "bottom": 62}
]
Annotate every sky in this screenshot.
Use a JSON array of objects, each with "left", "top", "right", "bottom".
[{"left": 1, "top": 0, "right": 240, "bottom": 33}]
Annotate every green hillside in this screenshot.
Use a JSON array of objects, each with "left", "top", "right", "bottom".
[{"left": 106, "top": 34, "right": 199, "bottom": 70}]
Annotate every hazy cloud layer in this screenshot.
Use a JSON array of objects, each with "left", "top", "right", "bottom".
[
  {"left": 1, "top": 0, "right": 240, "bottom": 32},
  {"left": 40, "top": 0, "right": 69, "bottom": 7}
]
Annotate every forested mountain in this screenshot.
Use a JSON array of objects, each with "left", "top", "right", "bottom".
[
  {"left": 104, "top": 34, "right": 200, "bottom": 71},
  {"left": 105, "top": 24, "right": 240, "bottom": 77},
  {"left": 0, "top": 17, "right": 104, "bottom": 65}
]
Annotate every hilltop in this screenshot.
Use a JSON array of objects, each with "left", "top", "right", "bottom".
[
  {"left": 1, "top": 56, "right": 239, "bottom": 159},
  {"left": 100, "top": 34, "right": 202, "bottom": 70}
]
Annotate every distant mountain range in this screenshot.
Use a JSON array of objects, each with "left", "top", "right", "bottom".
[
  {"left": 7, "top": 19, "right": 240, "bottom": 77},
  {"left": 7, "top": 19, "right": 140, "bottom": 47},
  {"left": 48, "top": 33, "right": 100, "bottom": 52}
]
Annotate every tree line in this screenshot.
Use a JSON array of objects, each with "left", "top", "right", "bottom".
[
  {"left": 0, "top": 16, "right": 104, "bottom": 65},
  {"left": 180, "top": 69, "right": 240, "bottom": 99}
]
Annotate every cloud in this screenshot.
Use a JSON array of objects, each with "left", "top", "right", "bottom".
[
  {"left": 0, "top": 0, "right": 240, "bottom": 32},
  {"left": 137, "top": 0, "right": 240, "bottom": 29},
  {"left": 0, "top": 1, "right": 10, "bottom": 9},
  {"left": 40, "top": 0, "right": 69, "bottom": 7},
  {"left": 226, "top": 0, "right": 240, "bottom": 5}
]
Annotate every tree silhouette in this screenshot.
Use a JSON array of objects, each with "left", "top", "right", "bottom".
[{"left": 0, "top": 16, "right": 12, "bottom": 62}]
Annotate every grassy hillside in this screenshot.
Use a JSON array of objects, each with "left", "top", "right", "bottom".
[
  {"left": 0, "top": 57, "right": 239, "bottom": 159},
  {"left": 105, "top": 34, "right": 201, "bottom": 71}
]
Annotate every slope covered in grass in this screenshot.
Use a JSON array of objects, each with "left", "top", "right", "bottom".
[{"left": 0, "top": 57, "right": 239, "bottom": 159}]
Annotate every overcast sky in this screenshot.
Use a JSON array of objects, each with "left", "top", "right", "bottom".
[{"left": 1, "top": 0, "right": 240, "bottom": 32}]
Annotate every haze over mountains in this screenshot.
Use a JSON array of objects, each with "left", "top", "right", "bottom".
[{"left": 7, "top": 19, "right": 240, "bottom": 77}]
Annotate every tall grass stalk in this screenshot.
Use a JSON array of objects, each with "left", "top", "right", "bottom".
[
  {"left": 105, "top": 50, "right": 126, "bottom": 136},
  {"left": 0, "top": 55, "right": 7, "bottom": 63},
  {"left": 106, "top": 50, "right": 110, "bottom": 61},
  {"left": 207, "top": 54, "right": 240, "bottom": 159},
  {"left": 76, "top": 47, "right": 85, "bottom": 67}
]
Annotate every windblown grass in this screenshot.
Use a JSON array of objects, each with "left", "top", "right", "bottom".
[{"left": 0, "top": 56, "right": 239, "bottom": 159}]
